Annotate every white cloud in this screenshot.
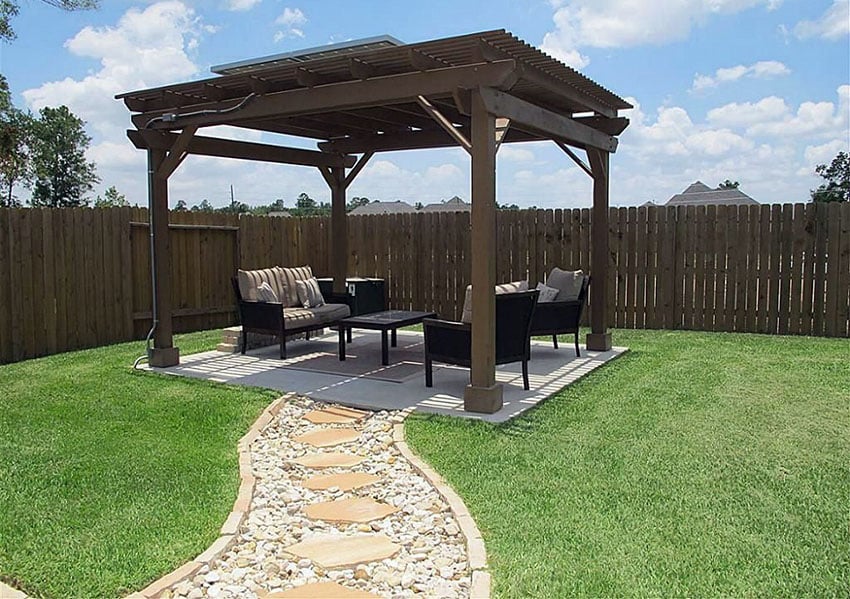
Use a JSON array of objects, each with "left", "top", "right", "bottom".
[
  {"left": 692, "top": 60, "right": 790, "bottom": 91},
  {"left": 348, "top": 158, "right": 468, "bottom": 203},
  {"left": 274, "top": 7, "right": 306, "bottom": 41},
  {"left": 498, "top": 146, "right": 535, "bottom": 162},
  {"left": 19, "top": 2, "right": 245, "bottom": 206},
  {"left": 793, "top": 0, "right": 849, "bottom": 40},
  {"left": 226, "top": 0, "right": 261, "bottom": 11},
  {"left": 706, "top": 96, "right": 790, "bottom": 127},
  {"left": 540, "top": 0, "right": 781, "bottom": 67}
]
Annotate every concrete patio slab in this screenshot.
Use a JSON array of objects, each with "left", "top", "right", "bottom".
[{"left": 145, "top": 330, "right": 626, "bottom": 423}]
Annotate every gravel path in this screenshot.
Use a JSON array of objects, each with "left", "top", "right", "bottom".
[{"left": 161, "top": 396, "right": 471, "bottom": 599}]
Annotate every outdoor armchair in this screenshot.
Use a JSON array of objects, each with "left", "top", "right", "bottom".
[
  {"left": 423, "top": 289, "right": 539, "bottom": 390},
  {"left": 529, "top": 274, "right": 590, "bottom": 356}
]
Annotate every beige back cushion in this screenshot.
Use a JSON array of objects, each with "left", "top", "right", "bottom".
[
  {"left": 460, "top": 280, "right": 528, "bottom": 323},
  {"left": 237, "top": 267, "right": 286, "bottom": 302},
  {"left": 545, "top": 267, "right": 584, "bottom": 301},
  {"left": 277, "top": 265, "right": 314, "bottom": 307}
]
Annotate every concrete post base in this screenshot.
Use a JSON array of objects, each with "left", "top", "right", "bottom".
[
  {"left": 586, "top": 333, "right": 612, "bottom": 352},
  {"left": 463, "top": 383, "right": 503, "bottom": 414},
  {"left": 149, "top": 346, "right": 180, "bottom": 367}
]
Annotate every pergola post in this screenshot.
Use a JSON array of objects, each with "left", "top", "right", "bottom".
[
  {"left": 587, "top": 148, "right": 612, "bottom": 351},
  {"left": 148, "top": 148, "right": 179, "bottom": 366},
  {"left": 463, "top": 89, "right": 501, "bottom": 413},
  {"left": 329, "top": 166, "right": 347, "bottom": 294}
]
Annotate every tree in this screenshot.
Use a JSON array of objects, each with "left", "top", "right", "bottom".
[
  {"left": 1, "top": 0, "right": 98, "bottom": 42},
  {"left": 29, "top": 105, "right": 99, "bottom": 207},
  {"left": 0, "top": 74, "right": 32, "bottom": 207},
  {"left": 810, "top": 151, "right": 849, "bottom": 203},
  {"left": 93, "top": 185, "right": 128, "bottom": 208},
  {"left": 347, "top": 196, "right": 370, "bottom": 212},
  {"left": 174, "top": 199, "right": 188, "bottom": 211},
  {"left": 191, "top": 199, "right": 214, "bottom": 212},
  {"left": 296, "top": 192, "right": 316, "bottom": 211},
  {"left": 718, "top": 179, "right": 739, "bottom": 189}
]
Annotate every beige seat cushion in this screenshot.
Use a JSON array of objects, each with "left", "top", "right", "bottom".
[
  {"left": 283, "top": 303, "right": 350, "bottom": 329},
  {"left": 277, "top": 266, "right": 314, "bottom": 307},
  {"left": 460, "top": 280, "right": 528, "bottom": 323},
  {"left": 545, "top": 268, "right": 583, "bottom": 301},
  {"left": 309, "top": 303, "right": 350, "bottom": 324},
  {"left": 283, "top": 307, "right": 320, "bottom": 329},
  {"left": 238, "top": 267, "right": 286, "bottom": 302}
]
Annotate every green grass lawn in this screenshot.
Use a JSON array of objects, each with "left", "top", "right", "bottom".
[
  {"left": 0, "top": 332, "right": 276, "bottom": 598},
  {"left": 406, "top": 329, "right": 850, "bottom": 598}
]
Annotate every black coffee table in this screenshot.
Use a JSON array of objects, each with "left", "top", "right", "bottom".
[{"left": 339, "top": 310, "right": 437, "bottom": 365}]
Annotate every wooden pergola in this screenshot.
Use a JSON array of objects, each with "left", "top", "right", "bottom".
[{"left": 118, "top": 29, "right": 631, "bottom": 414}]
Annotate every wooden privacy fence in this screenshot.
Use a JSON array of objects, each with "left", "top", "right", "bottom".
[{"left": 0, "top": 202, "right": 848, "bottom": 364}]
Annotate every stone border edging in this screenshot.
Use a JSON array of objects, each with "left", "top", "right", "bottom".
[
  {"left": 0, "top": 580, "right": 27, "bottom": 598},
  {"left": 392, "top": 415, "right": 492, "bottom": 599},
  {"left": 126, "top": 392, "right": 295, "bottom": 599}
]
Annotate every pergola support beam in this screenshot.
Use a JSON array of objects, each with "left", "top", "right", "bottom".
[
  {"left": 478, "top": 87, "right": 618, "bottom": 152},
  {"left": 131, "top": 61, "right": 521, "bottom": 131},
  {"left": 129, "top": 130, "right": 356, "bottom": 169},
  {"left": 555, "top": 140, "right": 593, "bottom": 178},
  {"left": 416, "top": 95, "right": 472, "bottom": 154},
  {"left": 586, "top": 147, "right": 612, "bottom": 351},
  {"left": 464, "top": 89, "right": 502, "bottom": 414},
  {"left": 147, "top": 148, "right": 179, "bottom": 367},
  {"left": 156, "top": 126, "right": 197, "bottom": 179},
  {"left": 329, "top": 167, "right": 347, "bottom": 294}
]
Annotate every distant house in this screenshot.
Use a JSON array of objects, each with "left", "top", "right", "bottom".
[
  {"left": 421, "top": 196, "right": 471, "bottom": 213},
  {"left": 267, "top": 210, "right": 292, "bottom": 217},
  {"left": 666, "top": 181, "right": 758, "bottom": 206},
  {"left": 349, "top": 200, "right": 416, "bottom": 215}
]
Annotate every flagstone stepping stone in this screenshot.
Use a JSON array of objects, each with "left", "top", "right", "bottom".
[
  {"left": 303, "top": 406, "right": 370, "bottom": 425},
  {"left": 285, "top": 534, "right": 400, "bottom": 568},
  {"left": 304, "top": 497, "right": 398, "bottom": 523},
  {"left": 302, "top": 471, "right": 381, "bottom": 492},
  {"left": 264, "top": 581, "right": 379, "bottom": 598},
  {"left": 293, "top": 428, "right": 361, "bottom": 448},
  {"left": 293, "top": 453, "right": 365, "bottom": 469}
]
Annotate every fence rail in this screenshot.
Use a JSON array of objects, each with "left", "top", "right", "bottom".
[{"left": 1, "top": 202, "right": 848, "bottom": 364}]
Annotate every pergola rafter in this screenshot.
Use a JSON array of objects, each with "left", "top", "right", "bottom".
[{"left": 118, "top": 29, "right": 632, "bottom": 413}]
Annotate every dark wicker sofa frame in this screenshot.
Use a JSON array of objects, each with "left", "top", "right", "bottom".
[
  {"left": 423, "top": 289, "right": 539, "bottom": 390},
  {"left": 529, "top": 275, "right": 590, "bottom": 356},
  {"left": 231, "top": 277, "right": 349, "bottom": 359}
]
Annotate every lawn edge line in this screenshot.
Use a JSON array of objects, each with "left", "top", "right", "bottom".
[
  {"left": 130, "top": 392, "right": 293, "bottom": 599},
  {"left": 392, "top": 412, "right": 491, "bottom": 599}
]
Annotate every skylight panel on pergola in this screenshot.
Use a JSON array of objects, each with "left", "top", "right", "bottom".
[{"left": 212, "top": 35, "right": 405, "bottom": 75}]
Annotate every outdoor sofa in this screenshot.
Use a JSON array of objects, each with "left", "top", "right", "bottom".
[
  {"left": 232, "top": 266, "right": 350, "bottom": 359},
  {"left": 423, "top": 285, "right": 539, "bottom": 390}
]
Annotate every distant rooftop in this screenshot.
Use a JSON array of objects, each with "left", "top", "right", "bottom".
[
  {"left": 350, "top": 200, "right": 416, "bottom": 215},
  {"left": 422, "top": 196, "right": 470, "bottom": 212},
  {"left": 212, "top": 35, "right": 404, "bottom": 75},
  {"left": 667, "top": 181, "right": 758, "bottom": 206}
]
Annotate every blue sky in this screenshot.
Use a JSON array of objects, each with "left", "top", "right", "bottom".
[{"left": 2, "top": 0, "right": 848, "bottom": 208}]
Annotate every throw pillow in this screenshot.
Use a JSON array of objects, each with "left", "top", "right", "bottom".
[
  {"left": 296, "top": 277, "right": 326, "bottom": 308},
  {"left": 545, "top": 267, "right": 584, "bottom": 301},
  {"left": 306, "top": 277, "right": 325, "bottom": 308},
  {"left": 535, "top": 282, "right": 559, "bottom": 302},
  {"left": 256, "top": 281, "right": 279, "bottom": 303}
]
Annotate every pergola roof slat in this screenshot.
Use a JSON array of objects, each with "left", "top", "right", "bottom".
[{"left": 118, "top": 30, "right": 631, "bottom": 140}]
